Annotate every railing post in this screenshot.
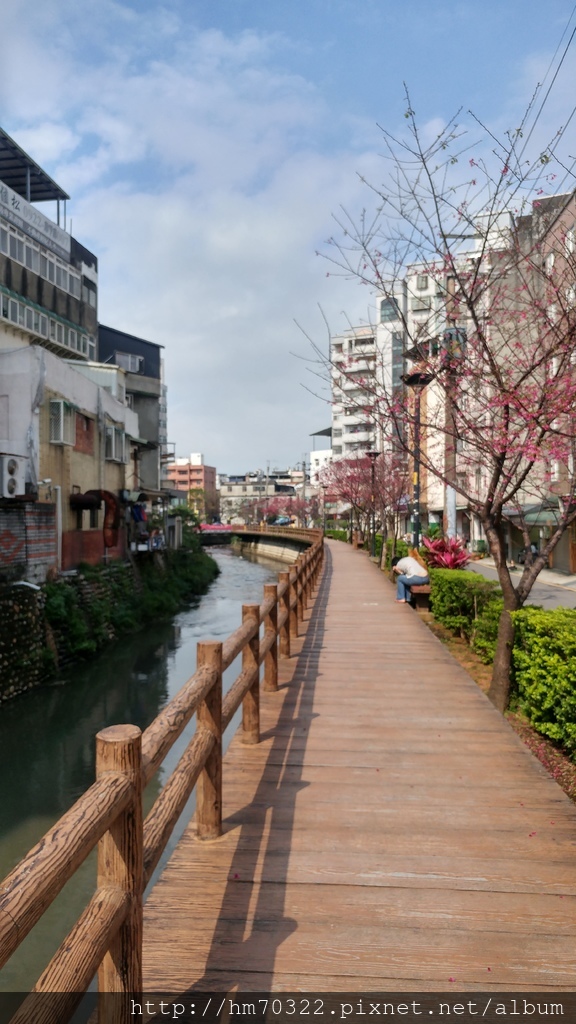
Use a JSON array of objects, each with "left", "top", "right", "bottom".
[
  {"left": 278, "top": 571, "right": 291, "bottom": 658},
  {"left": 242, "top": 604, "right": 260, "bottom": 743},
  {"left": 296, "top": 557, "right": 305, "bottom": 622},
  {"left": 263, "top": 583, "right": 278, "bottom": 691},
  {"left": 289, "top": 567, "right": 298, "bottom": 638},
  {"left": 96, "top": 724, "right": 143, "bottom": 1013},
  {"left": 196, "top": 641, "right": 223, "bottom": 840},
  {"left": 305, "top": 553, "right": 312, "bottom": 605}
]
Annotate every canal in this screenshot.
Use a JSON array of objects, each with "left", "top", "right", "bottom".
[{"left": 0, "top": 546, "right": 283, "bottom": 992}]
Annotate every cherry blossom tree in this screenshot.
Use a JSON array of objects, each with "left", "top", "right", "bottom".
[{"left": 320, "top": 90, "right": 576, "bottom": 710}]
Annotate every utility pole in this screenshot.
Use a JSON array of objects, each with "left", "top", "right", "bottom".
[
  {"left": 444, "top": 275, "right": 458, "bottom": 540},
  {"left": 442, "top": 237, "right": 475, "bottom": 539}
]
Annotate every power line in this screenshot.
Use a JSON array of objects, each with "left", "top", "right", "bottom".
[{"left": 517, "top": 3, "right": 576, "bottom": 163}]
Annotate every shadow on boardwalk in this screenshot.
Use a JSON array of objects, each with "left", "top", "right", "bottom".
[{"left": 143, "top": 541, "right": 576, "bottom": 993}]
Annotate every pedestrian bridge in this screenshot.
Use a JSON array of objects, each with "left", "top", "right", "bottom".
[{"left": 1, "top": 532, "right": 575, "bottom": 1020}]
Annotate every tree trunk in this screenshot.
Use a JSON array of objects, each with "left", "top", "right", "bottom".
[
  {"left": 487, "top": 601, "right": 519, "bottom": 712},
  {"left": 483, "top": 519, "right": 521, "bottom": 713}
]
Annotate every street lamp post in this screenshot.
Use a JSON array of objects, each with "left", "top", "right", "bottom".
[
  {"left": 402, "top": 372, "right": 434, "bottom": 550},
  {"left": 321, "top": 485, "right": 327, "bottom": 534},
  {"left": 365, "top": 450, "right": 381, "bottom": 558}
]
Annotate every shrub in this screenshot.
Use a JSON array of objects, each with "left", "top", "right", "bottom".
[
  {"left": 325, "top": 529, "right": 348, "bottom": 542},
  {"left": 384, "top": 537, "right": 409, "bottom": 569},
  {"left": 511, "top": 607, "right": 576, "bottom": 754},
  {"left": 44, "top": 550, "right": 219, "bottom": 666},
  {"left": 470, "top": 597, "right": 503, "bottom": 664},
  {"left": 422, "top": 536, "right": 470, "bottom": 569},
  {"left": 429, "top": 568, "right": 501, "bottom": 640}
]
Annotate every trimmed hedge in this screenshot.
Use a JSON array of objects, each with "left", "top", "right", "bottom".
[
  {"left": 425, "top": 569, "right": 576, "bottom": 757},
  {"left": 511, "top": 607, "right": 576, "bottom": 754},
  {"left": 325, "top": 529, "right": 348, "bottom": 542},
  {"left": 429, "top": 568, "right": 502, "bottom": 658}
]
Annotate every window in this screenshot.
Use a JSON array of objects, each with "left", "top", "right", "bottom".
[
  {"left": 69, "top": 274, "right": 81, "bottom": 298},
  {"left": 411, "top": 296, "right": 432, "bottom": 312},
  {"left": 416, "top": 274, "right": 428, "bottom": 291},
  {"left": 56, "top": 265, "right": 68, "bottom": 290},
  {"left": 114, "top": 352, "right": 144, "bottom": 373},
  {"left": 49, "top": 400, "right": 75, "bottom": 445},
  {"left": 82, "top": 279, "right": 97, "bottom": 308},
  {"left": 25, "top": 245, "right": 39, "bottom": 272},
  {"left": 9, "top": 235, "right": 23, "bottom": 262},
  {"left": 380, "top": 298, "right": 400, "bottom": 322},
  {"left": 105, "top": 425, "right": 126, "bottom": 462},
  {"left": 89, "top": 508, "right": 99, "bottom": 528},
  {"left": 566, "top": 226, "right": 575, "bottom": 256}
]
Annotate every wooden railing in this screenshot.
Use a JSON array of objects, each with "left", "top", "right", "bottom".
[{"left": 0, "top": 529, "right": 324, "bottom": 1023}]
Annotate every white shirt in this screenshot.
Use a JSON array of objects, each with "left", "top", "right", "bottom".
[{"left": 395, "top": 556, "right": 428, "bottom": 579}]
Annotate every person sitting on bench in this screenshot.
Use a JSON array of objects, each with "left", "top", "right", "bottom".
[{"left": 391, "top": 555, "right": 430, "bottom": 603}]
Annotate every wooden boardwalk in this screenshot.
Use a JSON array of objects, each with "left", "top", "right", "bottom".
[{"left": 143, "top": 540, "right": 576, "bottom": 992}]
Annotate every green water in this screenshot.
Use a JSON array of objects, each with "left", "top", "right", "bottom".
[{"left": 0, "top": 547, "right": 281, "bottom": 993}]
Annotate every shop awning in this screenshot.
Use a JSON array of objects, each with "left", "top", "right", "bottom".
[{"left": 503, "top": 499, "right": 560, "bottom": 526}]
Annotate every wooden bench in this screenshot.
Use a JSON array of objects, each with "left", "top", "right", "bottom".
[{"left": 409, "top": 583, "right": 431, "bottom": 612}]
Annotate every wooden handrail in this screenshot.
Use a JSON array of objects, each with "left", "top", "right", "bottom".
[
  {"left": 0, "top": 772, "right": 133, "bottom": 969},
  {"left": 0, "top": 528, "right": 324, "bottom": 1022}
]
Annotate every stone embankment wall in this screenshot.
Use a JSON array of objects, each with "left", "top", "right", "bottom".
[
  {"left": 0, "top": 583, "right": 47, "bottom": 701},
  {"left": 0, "top": 549, "right": 219, "bottom": 702}
]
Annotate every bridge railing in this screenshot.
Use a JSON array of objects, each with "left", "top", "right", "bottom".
[{"left": 0, "top": 528, "right": 324, "bottom": 1024}]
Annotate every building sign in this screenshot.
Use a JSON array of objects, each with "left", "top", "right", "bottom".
[{"left": 0, "top": 179, "right": 71, "bottom": 260}]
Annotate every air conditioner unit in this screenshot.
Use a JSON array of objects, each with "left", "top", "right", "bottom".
[{"left": 1, "top": 455, "right": 27, "bottom": 498}]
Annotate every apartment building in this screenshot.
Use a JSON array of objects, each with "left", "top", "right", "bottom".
[
  {"left": 330, "top": 325, "right": 381, "bottom": 459},
  {"left": 98, "top": 325, "right": 164, "bottom": 493},
  {"left": 218, "top": 470, "right": 298, "bottom": 525},
  {"left": 164, "top": 453, "right": 218, "bottom": 521},
  {"left": 0, "top": 129, "right": 97, "bottom": 363},
  {"left": 0, "top": 128, "right": 139, "bottom": 580}
]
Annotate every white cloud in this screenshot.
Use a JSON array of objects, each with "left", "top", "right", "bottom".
[{"left": 4, "top": 0, "right": 573, "bottom": 473}]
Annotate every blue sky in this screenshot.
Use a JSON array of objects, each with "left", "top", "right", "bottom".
[{"left": 2, "top": 0, "right": 575, "bottom": 473}]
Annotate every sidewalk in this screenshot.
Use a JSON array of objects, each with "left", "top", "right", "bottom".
[{"left": 477, "top": 556, "right": 576, "bottom": 591}]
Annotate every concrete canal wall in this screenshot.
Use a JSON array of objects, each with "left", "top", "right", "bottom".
[{"left": 230, "top": 530, "right": 308, "bottom": 564}]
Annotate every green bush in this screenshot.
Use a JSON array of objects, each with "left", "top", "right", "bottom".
[
  {"left": 325, "top": 529, "right": 348, "bottom": 542},
  {"left": 429, "top": 568, "right": 502, "bottom": 641},
  {"left": 470, "top": 597, "right": 503, "bottom": 664},
  {"left": 383, "top": 538, "right": 409, "bottom": 569},
  {"left": 511, "top": 607, "right": 576, "bottom": 754},
  {"left": 44, "top": 582, "right": 97, "bottom": 659},
  {"left": 44, "top": 550, "right": 219, "bottom": 665}
]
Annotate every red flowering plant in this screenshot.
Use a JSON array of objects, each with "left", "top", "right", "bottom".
[
  {"left": 422, "top": 536, "right": 470, "bottom": 570},
  {"left": 315, "top": 85, "right": 576, "bottom": 712}
]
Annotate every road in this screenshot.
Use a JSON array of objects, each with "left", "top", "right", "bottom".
[{"left": 468, "top": 559, "right": 576, "bottom": 610}]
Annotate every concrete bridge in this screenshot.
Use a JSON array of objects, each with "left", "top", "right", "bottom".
[{"left": 1, "top": 532, "right": 575, "bottom": 1021}]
